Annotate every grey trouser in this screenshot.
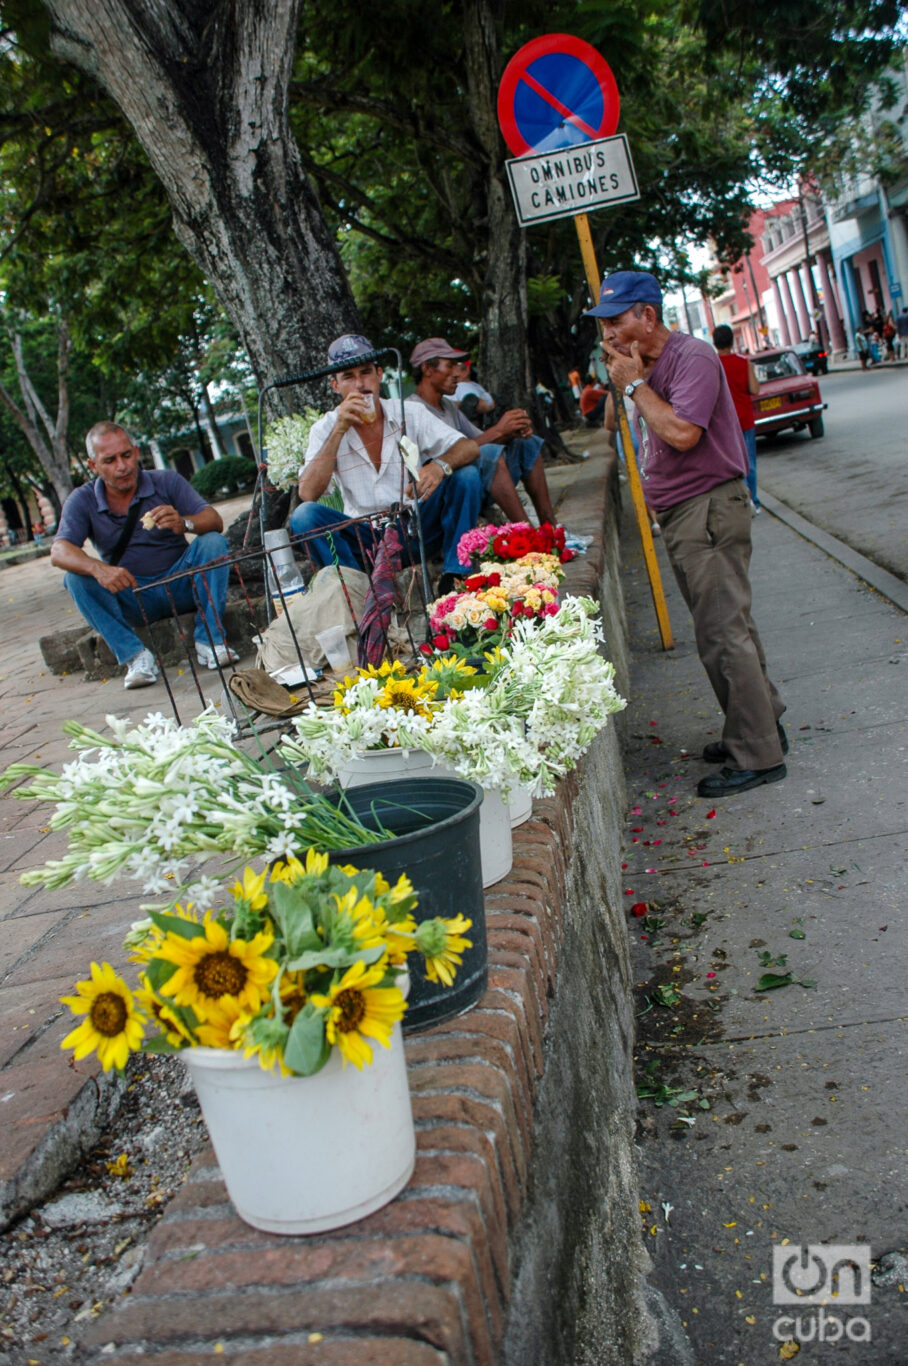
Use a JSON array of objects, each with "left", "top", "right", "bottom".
[{"left": 657, "top": 478, "right": 785, "bottom": 771}]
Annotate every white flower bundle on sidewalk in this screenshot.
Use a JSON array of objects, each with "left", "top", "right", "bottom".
[{"left": 1, "top": 709, "right": 387, "bottom": 895}]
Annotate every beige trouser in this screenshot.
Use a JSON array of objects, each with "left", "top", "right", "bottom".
[{"left": 657, "top": 478, "right": 785, "bottom": 771}]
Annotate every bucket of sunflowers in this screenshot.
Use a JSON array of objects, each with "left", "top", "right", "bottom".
[{"left": 59, "top": 850, "right": 472, "bottom": 1234}]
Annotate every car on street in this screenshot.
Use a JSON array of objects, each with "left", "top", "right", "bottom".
[
  {"left": 792, "top": 338, "right": 829, "bottom": 374},
  {"left": 751, "top": 348, "right": 827, "bottom": 440}
]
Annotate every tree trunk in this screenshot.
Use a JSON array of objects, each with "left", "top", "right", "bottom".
[
  {"left": 200, "top": 384, "right": 227, "bottom": 460},
  {"left": 462, "top": 0, "right": 530, "bottom": 406},
  {"left": 41, "top": 0, "right": 361, "bottom": 408},
  {"left": 0, "top": 323, "right": 74, "bottom": 507}
]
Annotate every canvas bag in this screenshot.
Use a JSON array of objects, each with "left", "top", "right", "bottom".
[{"left": 255, "top": 564, "right": 371, "bottom": 675}]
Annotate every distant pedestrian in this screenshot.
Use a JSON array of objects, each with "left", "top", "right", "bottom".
[
  {"left": 712, "top": 325, "right": 760, "bottom": 511},
  {"left": 579, "top": 374, "right": 607, "bottom": 425},
  {"left": 855, "top": 329, "right": 870, "bottom": 370},
  {"left": 897, "top": 307, "right": 908, "bottom": 360},
  {"left": 882, "top": 313, "right": 897, "bottom": 361}
]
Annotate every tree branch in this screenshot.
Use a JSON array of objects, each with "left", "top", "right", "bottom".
[{"left": 292, "top": 80, "right": 481, "bottom": 164}]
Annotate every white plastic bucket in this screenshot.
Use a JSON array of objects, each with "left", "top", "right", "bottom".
[
  {"left": 337, "top": 749, "right": 512, "bottom": 887},
  {"left": 182, "top": 1023, "right": 415, "bottom": 1235},
  {"left": 508, "top": 784, "right": 533, "bottom": 827}
]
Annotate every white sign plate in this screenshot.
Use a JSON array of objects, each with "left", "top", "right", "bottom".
[{"left": 505, "top": 134, "right": 639, "bottom": 227}]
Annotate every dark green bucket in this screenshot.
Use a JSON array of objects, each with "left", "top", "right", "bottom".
[{"left": 327, "top": 777, "right": 487, "bottom": 1032}]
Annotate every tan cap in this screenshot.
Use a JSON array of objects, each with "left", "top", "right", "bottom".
[{"left": 409, "top": 337, "right": 469, "bottom": 368}]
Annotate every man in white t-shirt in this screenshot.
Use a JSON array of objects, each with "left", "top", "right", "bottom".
[
  {"left": 288, "top": 334, "right": 481, "bottom": 593},
  {"left": 411, "top": 338, "right": 558, "bottom": 527}
]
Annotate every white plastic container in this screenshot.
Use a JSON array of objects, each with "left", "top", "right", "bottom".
[
  {"left": 337, "top": 749, "right": 513, "bottom": 887},
  {"left": 182, "top": 1022, "right": 415, "bottom": 1235},
  {"left": 508, "top": 784, "right": 533, "bottom": 827}
]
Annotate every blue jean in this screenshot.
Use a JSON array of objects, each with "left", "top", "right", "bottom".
[
  {"left": 290, "top": 465, "right": 482, "bottom": 575},
  {"left": 477, "top": 436, "right": 544, "bottom": 498},
  {"left": 64, "top": 533, "right": 231, "bottom": 664},
  {"left": 743, "top": 427, "right": 758, "bottom": 506}
]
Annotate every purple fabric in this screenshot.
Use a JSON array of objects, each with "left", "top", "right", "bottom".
[
  {"left": 55, "top": 469, "right": 208, "bottom": 577},
  {"left": 357, "top": 520, "right": 406, "bottom": 667},
  {"left": 636, "top": 331, "right": 749, "bottom": 513}
]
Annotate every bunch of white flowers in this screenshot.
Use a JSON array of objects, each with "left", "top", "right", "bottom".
[
  {"left": 280, "top": 597, "right": 626, "bottom": 798},
  {"left": 1, "top": 708, "right": 384, "bottom": 894},
  {"left": 264, "top": 409, "right": 322, "bottom": 490}
]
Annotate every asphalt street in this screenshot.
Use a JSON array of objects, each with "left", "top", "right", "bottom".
[{"left": 756, "top": 365, "right": 908, "bottom": 583}]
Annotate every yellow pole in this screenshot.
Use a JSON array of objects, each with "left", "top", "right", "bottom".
[{"left": 573, "top": 212, "right": 673, "bottom": 650}]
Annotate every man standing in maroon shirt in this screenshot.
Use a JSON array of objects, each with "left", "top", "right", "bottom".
[
  {"left": 592, "top": 271, "right": 787, "bottom": 799},
  {"left": 712, "top": 324, "right": 760, "bottom": 511}
]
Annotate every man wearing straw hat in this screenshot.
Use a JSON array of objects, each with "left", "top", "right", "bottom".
[{"left": 289, "top": 334, "right": 481, "bottom": 595}]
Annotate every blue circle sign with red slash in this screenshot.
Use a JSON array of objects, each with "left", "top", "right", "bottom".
[{"left": 497, "top": 34, "right": 620, "bottom": 157}]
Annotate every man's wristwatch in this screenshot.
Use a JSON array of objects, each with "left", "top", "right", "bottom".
[
  {"left": 183, "top": 518, "right": 195, "bottom": 533},
  {"left": 625, "top": 378, "right": 646, "bottom": 399},
  {"left": 430, "top": 457, "right": 453, "bottom": 478}
]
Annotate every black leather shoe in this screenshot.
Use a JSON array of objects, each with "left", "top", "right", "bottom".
[
  {"left": 697, "top": 763, "right": 787, "bottom": 798},
  {"left": 703, "top": 721, "right": 789, "bottom": 764}
]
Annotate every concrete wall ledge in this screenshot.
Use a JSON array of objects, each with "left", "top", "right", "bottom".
[{"left": 81, "top": 450, "right": 651, "bottom": 1365}]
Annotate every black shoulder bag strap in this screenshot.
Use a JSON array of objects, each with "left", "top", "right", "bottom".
[{"left": 107, "top": 502, "right": 142, "bottom": 567}]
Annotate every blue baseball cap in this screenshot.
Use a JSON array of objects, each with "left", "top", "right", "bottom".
[
  {"left": 327, "top": 333, "right": 376, "bottom": 363},
  {"left": 585, "top": 271, "right": 662, "bottom": 319}
]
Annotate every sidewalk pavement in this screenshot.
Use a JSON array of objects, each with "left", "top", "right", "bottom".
[
  {"left": 620, "top": 492, "right": 907, "bottom": 1360},
  {"left": 0, "top": 463, "right": 595, "bottom": 1228}
]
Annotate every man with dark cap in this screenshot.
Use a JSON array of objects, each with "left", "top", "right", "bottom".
[
  {"left": 590, "top": 271, "right": 787, "bottom": 798},
  {"left": 288, "top": 334, "right": 481, "bottom": 594},
  {"left": 409, "top": 337, "right": 558, "bottom": 527}
]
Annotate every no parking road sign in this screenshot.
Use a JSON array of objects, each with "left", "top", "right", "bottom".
[{"left": 497, "top": 33, "right": 621, "bottom": 156}]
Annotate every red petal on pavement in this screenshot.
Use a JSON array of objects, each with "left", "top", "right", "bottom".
[{"left": 706, "top": 809, "right": 716, "bottom": 818}]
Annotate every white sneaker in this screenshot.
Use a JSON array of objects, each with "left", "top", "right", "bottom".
[
  {"left": 196, "top": 641, "right": 240, "bottom": 670},
  {"left": 124, "top": 648, "right": 158, "bottom": 689}
]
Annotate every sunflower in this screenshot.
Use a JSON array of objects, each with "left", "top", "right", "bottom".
[
  {"left": 60, "top": 961, "right": 146, "bottom": 1072},
  {"left": 332, "top": 887, "right": 388, "bottom": 955},
  {"left": 231, "top": 866, "right": 268, "bottom": 911},
  {"left": 416, "top": 915, "right": 473, "bottom": 987},
  {"left": 278, "top": 970, "right": 308, "bottom": 1026},
  {"left": 158, "top": 919, "right": 277, "bottom": 1022},
  {"left": 125, "top": 902, "right": 199, "bottom": 965},
  {"left": 376, "top": 675, "right": 437, "bottom": 718},
  {"left": 134, "top": 978, "right": 195, "bottom": 1048},
  {"left": 309, "top": 960, "right": 405, "bottom": 1068},
  {"left": 194, "top": 996, "right": 250, "bottom": 1050},
  {"left": 271, "top": 847, "right": 327, "bottom": 886}
]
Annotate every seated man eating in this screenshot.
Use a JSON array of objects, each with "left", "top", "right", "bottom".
[
  {"left": 289, "top": 334, "right": 481, "bottom": 595},
  {"left": 51, "top": 422, "right": 236, "bottom": 688},
  {"left": 410, "top": 338, "right": 558, "bottom": 528}
]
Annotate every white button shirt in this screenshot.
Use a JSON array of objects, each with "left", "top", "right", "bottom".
[{"left": 302, "top": 398, "right": 466, "bottom": 518}]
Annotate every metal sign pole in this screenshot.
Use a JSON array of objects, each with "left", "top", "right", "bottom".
[{"left": 574, "top": 211, "right": 673, "bottom": 650}]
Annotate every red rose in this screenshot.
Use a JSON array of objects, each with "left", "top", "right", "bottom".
[
  {"left": 464, "top": 574, "right": 485, "bottom": 591},
  {"left": 630, "top": 902, "right": 648, "bottom": 918},
  {"left": 483, "top": 617, "right": 498, "bottom": 630},
  {"left": 559, "top": 549, "right": 575, "bottom": 563},
  {"left": 487, "top": 571, "right": 501, "bottom": 587},
  {"left": 433, "top": 633, "right": 451, "bottom": 650},
  {"left": 511, "top": 601, "right": 524, "bottom": 617},
  {"left": 419, "top": 642, "right": 434, "bottom": 656}
]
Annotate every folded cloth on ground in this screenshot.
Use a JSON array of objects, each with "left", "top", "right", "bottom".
[
  {"left": 255, "top": 564, "right": 370, "bottom": 676},
  {"left": 228, "top": 669, "right": 310, "bottom": 718}
]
